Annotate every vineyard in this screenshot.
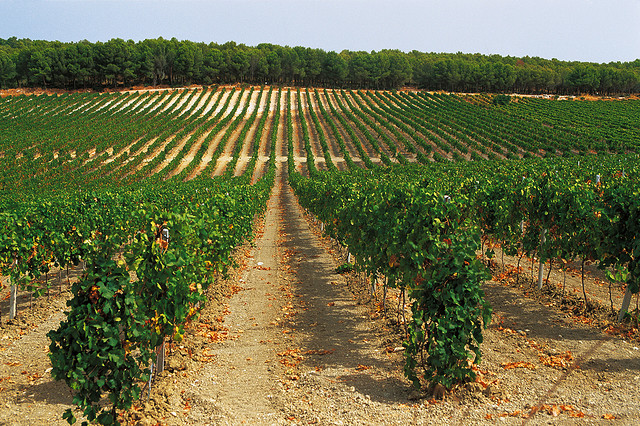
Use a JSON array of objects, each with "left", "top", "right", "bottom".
[{"left": 1, "top": 86, "right": 640, "bottom": 424}]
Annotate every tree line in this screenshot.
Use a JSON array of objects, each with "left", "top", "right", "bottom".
[{"left": 0, "top": 37, "right": 638, "bottom": 95}]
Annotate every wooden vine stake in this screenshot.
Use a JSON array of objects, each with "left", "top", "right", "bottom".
[
  {"left": 156, "top": 227, "right": 170, "bottom": 374},
  {"left": 155, "top": 338, "right": 165, "bottom": 374},
  {"left": 371, "top": 274, "right": 377, "bottom": 296},
  {"left": 9, "top": 258, "right": 18, "bottom": 320},
  {"left": 537, "top": 229, "right": 547, "bottom": 290},
  {"left": 618, "top": 286, "right": 633, "bottom": 322}
]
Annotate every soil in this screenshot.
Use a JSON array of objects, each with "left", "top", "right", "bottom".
[{"left": 2, "top": 169, "right": 640, "bottom": 425}]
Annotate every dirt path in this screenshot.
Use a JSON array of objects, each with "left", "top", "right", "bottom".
[
  {"left": 151, "top": 173, "right": 290, "bottom": 424},
  {"left": 0, "top": 274, "right": 80, "bottom": 425},
  {"left": 0, "top": 310, "right": 74, "bottom": 425},
  {"left": 141, "top": 168, "right": 426, "bottom": 425}
]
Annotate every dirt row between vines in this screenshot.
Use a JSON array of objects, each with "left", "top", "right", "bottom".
[{"left": 2, "top": 169, "right": 640, "bottom": 424}]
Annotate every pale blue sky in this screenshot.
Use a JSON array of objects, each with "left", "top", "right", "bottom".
[{"left": 1, "top": 0, "right": 638, "bottom": 63}]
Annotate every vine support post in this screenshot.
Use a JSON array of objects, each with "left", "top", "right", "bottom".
[
  {"left": 155, "top": 339, "right": 166, "bottom": 374},
  {"left": 537, "top": 259, "right": 544, "bottom": 289},
  {"left": 371, "top": 274, "right": 377, "bottom": 296},
  {"left": 618, "top": 285, "right": 634, "bottom": 322},
  {"left": 156, "top": 228, "right": 169, "bottom": 374},
  {"left": 9, "top": 257, "right": 18, "bottom": 320},
  {"left": 382, "top": 276, "right": 388, "bottom": 313},
  {"left": 147, "top": 363, "right": 154, "bottom": 402},
  {"left": 537, "top": 229, "right": 547, "bottom": 290},
  {"left": 9, "top": 282, "right": 17, "bottom": 320}
]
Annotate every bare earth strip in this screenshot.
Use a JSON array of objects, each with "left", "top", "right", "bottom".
[
  {"left": 150, "top": 91, "right": 220, "bottom": 178},
  {"left": 333, "top": 91, "right": 382, "bottom": 164},
  {"left": 299, "top": 90, "right": 327, "bottom": 171},
  {"left": 233, "top": 89, "right": 269, "bottom": 177},
  {"left": 273, "top": 95, "right": 287, "bottom": 174},
  {"left": 352, "top": 91, "right": 435, "bottom": 162},
  {"left": 251, "top": 90, "right": 280, "bottom": 183},
  {"left": 323, "top": 90, "right": 366, "bottom": 168},
  {"left": 212, "top": 90, "right": 259, "bottom": 177},
  {"left": 169, "top": 89, "right": 199, "bottom": 114},
  {"left": 188, "top": 90, "right": 244, "bottom": 179},
  {"left": 165, "top": 89, "right": 225, "bottom": 178},
  {"left": 306, "top": 90, "right": 349, "bottom": 171},
  {"left": 349, "top": 91, "right": 418, "bottom": 162},
  {"left": 342, "top": 91, "right": 396, "bottom": 162},
  {"left": 194, "top": 88, "right": 216, "bottom": 116},
  {"left": 170, "top": 173, "right": 289, "bottom": 424},
  {"left": 289, "top": 91, "right": 309, "bottom": 177}
]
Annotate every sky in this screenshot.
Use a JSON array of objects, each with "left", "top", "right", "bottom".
[{"left": 0, "top": 0, "right": 638, "bottom": 64}]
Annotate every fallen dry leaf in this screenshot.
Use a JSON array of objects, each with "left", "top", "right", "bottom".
[
  {"left": 304, "top": 349, "right": 335, "bottom": 355},
  {"left": 539, "top": 351, "right": 573, "bottom": 369},
  {"left": 500, "top": 361, "right": 536, "bottom": 370}
]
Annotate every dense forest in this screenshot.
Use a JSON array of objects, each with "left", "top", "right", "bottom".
[{"left": 0, "top": 37, "right": 639, "bottom": 94}]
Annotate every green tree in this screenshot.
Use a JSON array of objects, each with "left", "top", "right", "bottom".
[
  {"left": 174, "top": 41, "right": 203, "bottom": 84},
  {"left": 284, "top": 47, "right": 305, "bottom": 84},
  {"left": 228, "top": 48, "right": 250, "bottom": 82},
  {"left": 322, "top": 51, "right": 347, "bottom": 86},
  {"left": 28, "top": 48, "right": 52, "bottom": 87},
  {"left": 202, "top": 46, "right": 224, "bottom": 84},
  {"left": 65, "top": 41, "right": 95, "bottom": 89},
  {"left": 0, "top": 49, "right": 17, "bottom": 88},
  {"left": 264, "top": 50, "right": 280, "bottom": 83},
  {"left": 248, "top": 48, "right": 268, "bottom": 83}
]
